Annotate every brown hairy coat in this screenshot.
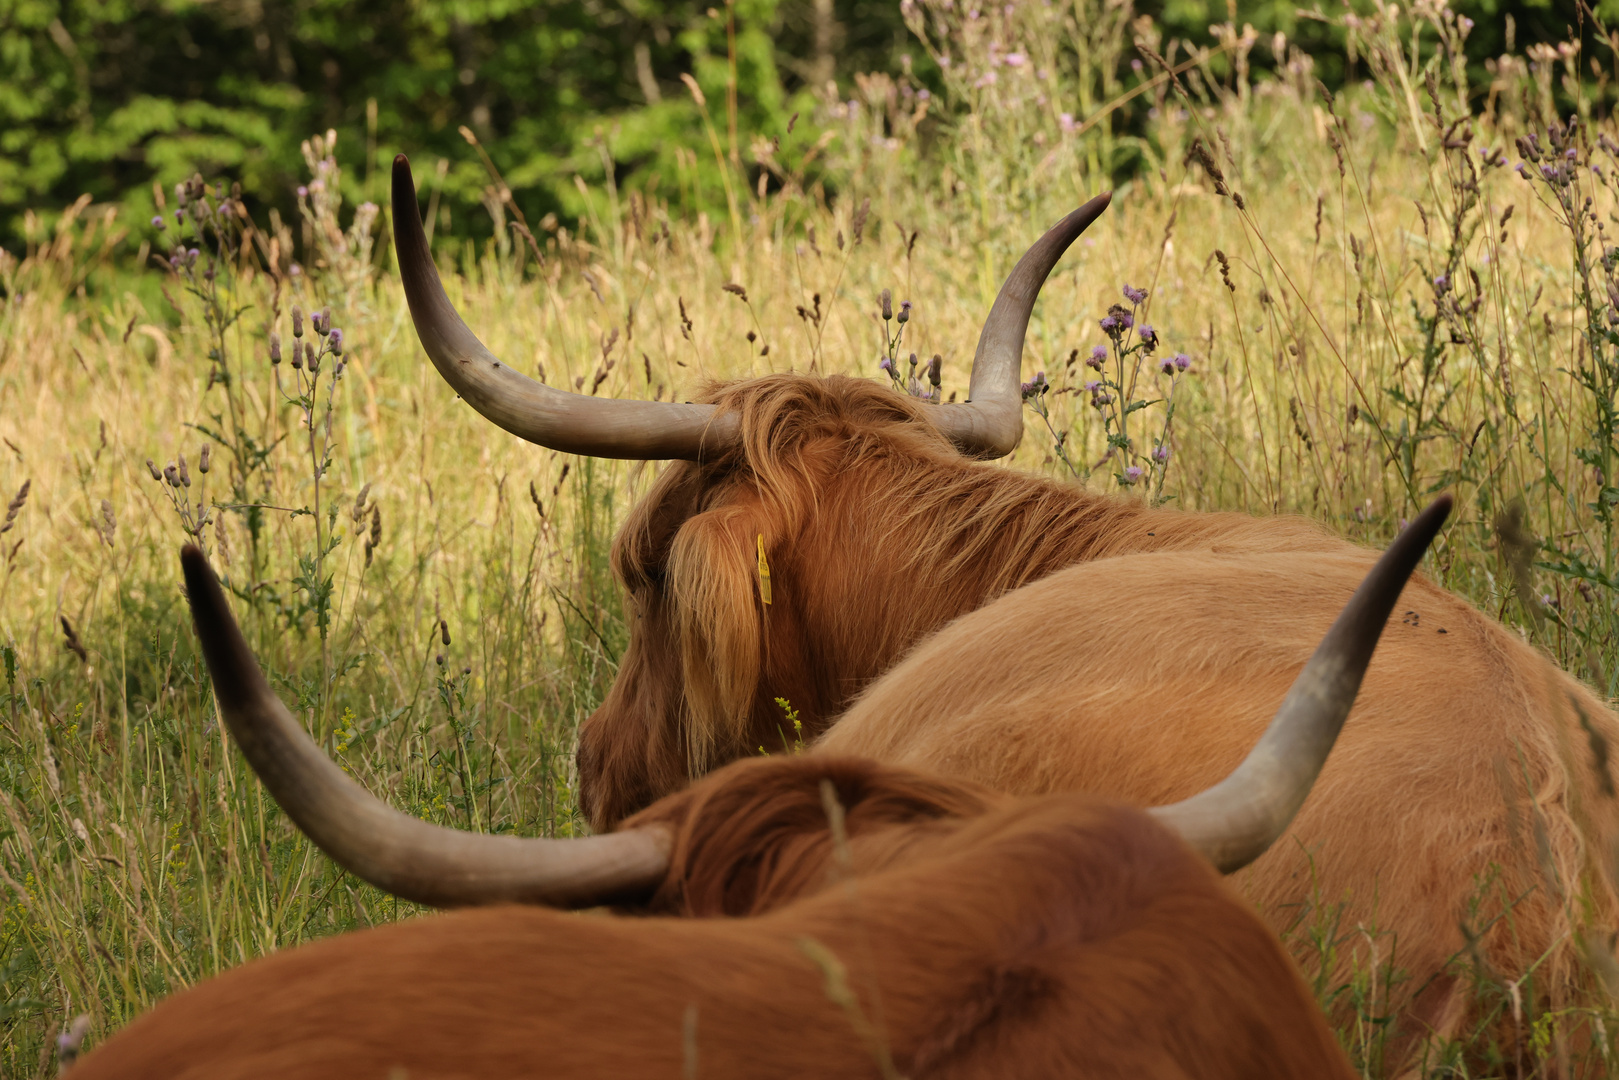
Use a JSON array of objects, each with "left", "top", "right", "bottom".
[
  {"left": 818, "top": 549, "right": 1619, "bottom": 1044},
  {"left": 75, "top": 756, "right": 1354, "bottom": 1080},
  {"left": 582, "top": 373, "right": 1342, "bottom": 826}
]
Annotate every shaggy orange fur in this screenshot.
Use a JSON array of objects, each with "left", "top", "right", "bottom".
[
  {"left": 581, "top": 373, "right": 1342, "bottom": 826},
  {"left": 74, "top": 757, "right": 1354, "bottom": 1080},
  {"left": 817, "top": 548, "right": 1619, "bottom": 1057}
]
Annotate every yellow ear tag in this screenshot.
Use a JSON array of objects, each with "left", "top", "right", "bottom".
[{"left": 756, "top": 533, "right": 772, "bottom": 605}]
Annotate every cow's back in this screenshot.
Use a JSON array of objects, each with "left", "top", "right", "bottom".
[{"left": 818, "top": 547, "right": 1619, "bottom": 1047}]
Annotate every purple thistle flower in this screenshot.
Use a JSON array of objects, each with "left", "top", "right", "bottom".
[
  {"left": 328, "top": 328, "right": 344, "bottom": 355},
  {"left": 1433, "top": 273, "right": 1450, "bottom": 295},
  {"left": 1137, "top": 323, "right": 1157, "bottom": 350},
  {"left": 1160, "top": 356, "right": 1177, "bottom": 375},
  {"left": 879, "top": 356, "right": 895, "bottom": 374},
  {"left": 1087, "top": 345, "right": 1107, "bottom": 369},
  {"left": 1083, "top": 379, "right": 1102, "bottom": 392},
  {"left": 1020, "top": 371, "right": 1049, "bottom": 400},
  {"left": 151, "top": 216, "right": 166, "bottom": 230},
  {"left": 297, "top": 185, "right": 309, "bottom": 198},
  {"left": 1151, "top": 445, "right": 1170, "bottom": 463},
  {"left": 897, "top": 299, "right": 912, "bottom": 324},
  {"left": 1099, "top": 314, "right": 1117, "bottom": 333},
  {"left": 1122, "top": 465, "right": 1145, "bottom": 484},
  {"left": 174, "top": 208, "right": 185, "bottom": 225},
  {"left": 1123, "top": 283, "right": 1148, "bottom": 305},
  {"left": 1172, "top": 352, "right": 1190, "bottom": 372}
]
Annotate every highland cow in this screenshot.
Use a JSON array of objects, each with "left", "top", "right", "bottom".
[
  {"left": 72, "top": 503, "right": 1442, "bottom": 1078},
  {"left": 816, "top": 539, "right": 1619, "bottom": 1050},
  {"left": 388, "top": 155, "right": 1345, "bottom": 829}
]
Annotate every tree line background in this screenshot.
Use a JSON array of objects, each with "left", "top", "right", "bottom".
[{"left": 0, "top": 0, "right": 1607, "bottom": 251}]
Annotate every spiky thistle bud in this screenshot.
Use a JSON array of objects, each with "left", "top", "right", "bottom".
[{"left": 292, "top": 306, "right": 305, "bottom": 338}]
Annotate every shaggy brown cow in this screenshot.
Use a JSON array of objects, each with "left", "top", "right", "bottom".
[
  {"left": 388, "top": 156, "right": 1345, "bottom": 829},
  {"left": 389, "top": 155, "right": 1618, "bottom": 1054},
  {"left": 74, "top": 793, "right": 1351, "bottom": 1080},
  {"left": 816, "top": 542, "right": 1619, "bottom": 1047},
  {"left": 72, "top": 503, "right": 1442, "bottom": 1079}
]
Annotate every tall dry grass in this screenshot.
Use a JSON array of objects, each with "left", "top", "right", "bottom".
[{"left": 2, "top": 0, "right": 1619, "bottom": 1073}]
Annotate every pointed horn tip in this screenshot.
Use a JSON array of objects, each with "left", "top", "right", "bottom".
[
  {"left": 178, "top": 544, "right": 211, "bottom": 588},
  {"left": 1402, "top": 492, "right": 1454, "bottom": 548},
  {"left": 392, "top": 156, "right": 416, "bottom": 197}
]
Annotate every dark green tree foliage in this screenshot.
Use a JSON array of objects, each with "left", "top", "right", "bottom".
[
  {"left": 1148, "top": 0, "right": 1619, "bottom": 98},
  {"left": 4, "top": 0, "right": 1617, "bottom": 253},
  {"left": 0, "top": 0, "right": 835, "bottom": 249}
]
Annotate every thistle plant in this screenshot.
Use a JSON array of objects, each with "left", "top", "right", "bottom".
[
  {"left": 1516, "top": 123, "right": 1619, "bottom": 562},
  {"left": 1023, "top": 283, "right": 1186, "bottom": 499},
  {"left": 273, "top": 301, "right": 349, "bottom": 658},
  {"left": 143, "top": 447, "right": 213, "bottom": 551},
  {"left": 875, "top": 288, "right": 941, "bottom": 402},
  {"left": 155, "top": 174, "right": 277, "bottom": 574},
  {"left": 295, "top": 131, "right": 381, "bottom": 315}
]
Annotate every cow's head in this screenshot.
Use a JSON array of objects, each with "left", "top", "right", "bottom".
[
  {"left": 176, "top": 496, "right": 1449, "bottom": 910},
  {"left": 390, "top": 156, "right": 1113, "bottom": 826}
]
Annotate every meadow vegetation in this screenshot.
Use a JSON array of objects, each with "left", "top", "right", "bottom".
[{"left": 4, "top": 0, "right": 1619, "bottom": 1074}]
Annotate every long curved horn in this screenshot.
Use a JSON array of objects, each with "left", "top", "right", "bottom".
[
  {"left": 1151, "top": 494, "right": 1453, "bottom": 873},
  {"left": 180, "top": 546, "right": 670, "bottom": 908},
  {"left": 931, "top": 193, "right": 1113, "bottom": 458},
  {"left": 391, "top": 155, "right": 737, "bottom": 461}
]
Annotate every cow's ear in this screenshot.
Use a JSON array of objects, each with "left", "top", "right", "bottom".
[{"left": 665, "top": 502, "right": 768, "bottom": 769}]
